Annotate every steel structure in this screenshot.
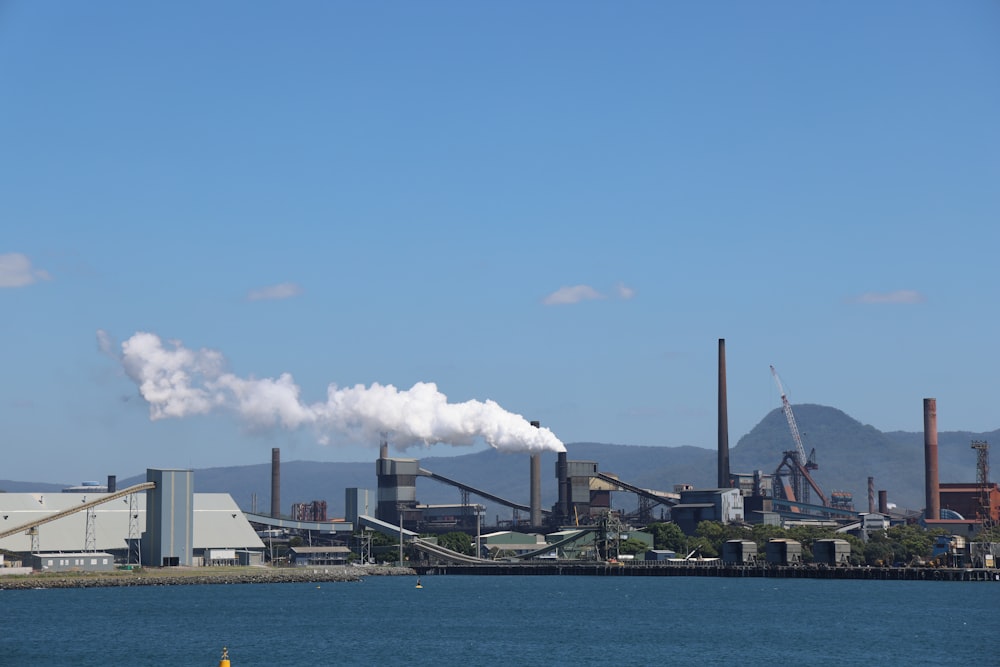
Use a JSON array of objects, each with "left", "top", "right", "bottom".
[
  {"left": 128, "top": 491, "right": 142, "bottom": 566},
  {"left": 84, "top": 506, "right": 97, "bottom": 552},
  {"left": 770, "top": 365, "right": 821, "bottom": 506},
  {"left": 971, "top": 440, "right": 993, "bottom": 530}
]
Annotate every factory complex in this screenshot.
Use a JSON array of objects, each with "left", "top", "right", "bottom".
[{"left": 1, "top": 340, "right": 998, "bottom": 576}]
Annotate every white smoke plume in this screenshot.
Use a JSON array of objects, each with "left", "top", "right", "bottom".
[{"left": 103, "top": 331, "right": 565, "bottom": 454}]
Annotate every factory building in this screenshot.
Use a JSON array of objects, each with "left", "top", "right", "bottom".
[
  {"left": 672, "top": 488, "right": 744, "bottom": 535},
  {"left": 289, "top": 546, "right": 351, "bottom": 566},
  {"left": 30, "top": 552, "right": 116, "bottom": 573},
  {"left": 291, "top": 500, "right": 328, "bottom": 522},
  {"left": 376, "top": 455, "right": 419, "bottom": 526},
  {"left": 813, "top": 539, "right": 852, "bottom": 566},
  {"left": 0, "top": 469, "right": 264, "bottom": 570},
  {"left": 765, "top": 539, "right": 803, "bottom": 565},
  {"left": 722, "top": 539, "right": 758, "bottom": 564}
]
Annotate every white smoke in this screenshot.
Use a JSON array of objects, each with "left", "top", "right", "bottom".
[{"left": 104, "top": 331, "right": 565, "bottom": 454}]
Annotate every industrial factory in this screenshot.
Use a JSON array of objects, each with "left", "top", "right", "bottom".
[{"left": 1, "top": 339, "right": 997, "bottom": 575}]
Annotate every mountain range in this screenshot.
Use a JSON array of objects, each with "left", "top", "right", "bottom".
[{"left": 2, "top": 405, "right": 994, "bottom": 521}]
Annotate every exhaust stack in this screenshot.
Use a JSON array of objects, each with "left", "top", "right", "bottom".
[
  {"left": 529, "top": 421, "right": 542, "bottom": 527},
  {"left": 271, "top": 447, "right": 281, "bottom": 519},
  {"left": 557, "top": 452, "right": 569, "bottom": 523},
  {"left": 718, "top": 338, "right": 730, "bottom": 488},
  {"left": 867, "top": 476, "right": 875, "bottom": 514},
  {"left": 878, "top": 490, "right": 888, "bottom": 515},
  {"left": 923, "top": 398, "right": 940, "bottom": 521}
]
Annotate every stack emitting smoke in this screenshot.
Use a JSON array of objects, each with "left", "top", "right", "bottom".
[
  {"left": 530, "top": 421, "right": 541, "bottom": 527},
  {"left": 101, "top": 330, "right": 566, "bottom": 455}
]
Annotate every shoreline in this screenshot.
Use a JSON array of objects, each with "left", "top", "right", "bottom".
[{"left": 0, "top": 565, "right": 416, "bottom": 590}]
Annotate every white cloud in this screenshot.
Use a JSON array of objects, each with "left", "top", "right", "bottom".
[
  {"left": 542, "top": 284, "right": 605, "bottom": 305},
  {"left": 96, "top": 329, "right": 116, "bottom": 356},
  {"left": 853, "top": 290, "right": 927, "bottom": 305},
  {"left": 542, "top": 282, "right": 636, "bottom": 305},
  {"left": 0, "top": 253, "right": 51, "bottom": 288},
  {"left": 247, "top": 282, "right": 303, "bottom": 301},
  {"left": 615, "top": 282, "right": 636, "bottom": 300}
]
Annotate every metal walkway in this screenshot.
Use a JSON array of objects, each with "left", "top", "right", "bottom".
[{"left": 419, "top": 468, "right": 551, "bottom": 515}]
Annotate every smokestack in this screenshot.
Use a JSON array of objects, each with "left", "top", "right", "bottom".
[
  {"left": 380, "top": 433, "right": 388, "bottom": 460},
  {"left": 557, "top": 451, "right": 569, "bottom": 523},
  {"left": 529, "top": 421, "right": 542, "bottom": 527},
  {"left": 867, "top": 476, "right": 875, "bottom": 514},
  {"left": 271, "top": 447, "right": 281, "bottom": 518},
  {"left": 923, "top": 398, "right": 940, "bottom": 521},
  {"left": 718, "top": 338, "right": 730, "bottom": 488},
  {"left": 878, "top": 490, "right": 888, "bottom": 515},
  {"left": 107, "top": 475, "right": 117, "bottom": 494}
]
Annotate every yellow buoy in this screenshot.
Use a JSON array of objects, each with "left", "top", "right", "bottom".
[{"left": 219, "top": 646, "right": 231, "bottom": 667}]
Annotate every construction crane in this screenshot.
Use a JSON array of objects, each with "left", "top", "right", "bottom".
[{"left": 770, "top": 365, "right": 819, "bottom": 506}]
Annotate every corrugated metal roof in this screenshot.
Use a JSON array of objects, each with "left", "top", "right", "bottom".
[
  {"left": 290, "top": 546, "right": 351, "bottom": 554},
  {"left": 0, "top": 492, "right": 264, "bottom": 553}
]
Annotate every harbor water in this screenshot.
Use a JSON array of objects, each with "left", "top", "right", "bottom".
[{"left": 1, "top": 575, "right": 997, "bottom": 666}]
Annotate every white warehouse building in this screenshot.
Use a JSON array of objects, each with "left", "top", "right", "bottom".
[{"left": 0, "top": 469, "right": 265, "bottom": 569}]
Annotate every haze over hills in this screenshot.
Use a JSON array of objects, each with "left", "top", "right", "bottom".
[{"left": 4, "top": 405, "right": 992, "bottom": 520}]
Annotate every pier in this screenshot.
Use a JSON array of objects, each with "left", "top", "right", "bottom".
[{"left": 414, "top": 562, "right": 1000, "bottom": 582}]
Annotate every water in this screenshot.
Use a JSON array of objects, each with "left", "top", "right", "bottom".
[{"left": 1, "top": 575, "right": 997, "bottom": 666}]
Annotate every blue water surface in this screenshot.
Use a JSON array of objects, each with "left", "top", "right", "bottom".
[{"left": 2, "top": 575, "right": 997, "bottom": 666}]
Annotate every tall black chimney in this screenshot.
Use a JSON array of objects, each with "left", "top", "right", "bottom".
[{"left": 718, "top": 338, "right": 731, "bottom": 488}]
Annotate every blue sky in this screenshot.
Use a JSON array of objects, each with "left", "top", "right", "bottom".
[{"left": 2, "top": 2, "right": 998, "bottom": 483}]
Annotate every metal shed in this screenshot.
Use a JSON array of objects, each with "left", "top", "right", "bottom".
[
  {"left": 722, "top": 539, "right": 758, "bottom": 564},
  {"left": 813, "top": 538, "right": 851, "bottom": 566},
  {"left": 765, "top": 538, "right": 802, "bottom": 565}
]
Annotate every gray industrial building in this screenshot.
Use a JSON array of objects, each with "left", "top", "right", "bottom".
[
  {"left": 30, "top": 552, "right": 115, "bottom": 573},
  {"left": 145, "top": 468, "right": 194, "bottom": 566},
  {"left": 813, "top": 538, "right": 852, "bottom": 566},
  {"left": 289, "top": 545, "right": 351, "bottom": 566},
  {"left": 766, "top": 538, "right": 803, "bottom": 565},
  {"left": 0, "top": 468, "right": 265, "bottom": 570},
  {"left": 672, "top": 488, "right": 744, "bottom": 534},
  {"left": 722, "top": 539, "right": 758, "bottom": 564}
]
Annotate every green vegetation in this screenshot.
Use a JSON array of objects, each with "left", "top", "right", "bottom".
[
  {"left": 975, "top": 524, "right": 1000, "bottom": 542},
  {"left": 618, "top": 537, "right": 650, "bottom": 556},
  {"left": 645, "top": 521, "right": 952, "bottom": 566},
  {"left": 436, "top": 531, "right": 474, "bottom": 556}
]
